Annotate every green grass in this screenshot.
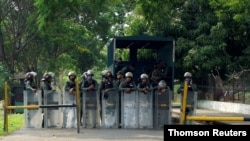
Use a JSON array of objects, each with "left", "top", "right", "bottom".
[
  {"left": 172, "top": 84, "right": 181, "bottom": 105},
  {"left": 0, "top": 110, "right": 24, "bottom": 136}
]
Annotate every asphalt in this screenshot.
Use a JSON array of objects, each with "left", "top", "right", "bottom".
[{"left": 1, "top": 127, "right": 164, "bottom": 141}]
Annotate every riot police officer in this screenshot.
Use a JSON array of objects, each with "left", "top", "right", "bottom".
[
  {"left": 100, "top": 71, "right": 117, "bottom": 98},
  {"left": 137, "top": 73, "right": 152, "bottom": 94},
  {"left": 23, "top": 71, "right": 38, "bottom": 128},
  {"left": 115, "top": 71, "right": 125, "bottom": 128},
  {"left": 115, "top": 71, "right": 124, "bottom": 87},
  {"left": 41, "top": 72, "right": 57, "bottom": 128},
  {"left": 41, "top": 72, "right": 56, "bottom": 108},
  {"left": 79, "top": 71, "right": 86, "bottom": 126},
  {"left": 81, "top": 70, "right": 97, "bottom": 91},
  {"left": 80, "top": 70, "right": 98, "bottom": 127},
  {"left": 149, "top": 71, "right": 160, "bottom": 91},
  {"left": 99, "top": 70, "right": 117, "bottom": 121},
  {"left": 156, "top": 80, "right": 168, "bottom": 94},
  {"left": 41, "top": 72, "right": 56, "bottom": 91},
  {"left": 64, "top": 71, "right": 77, "bottom": 128},
  {"left": 177, "top": 72, "right": 196, "bottom": 94},
  {"left": 24, "top": 71, "right": 37, "bottom": 93},
  {"left": 119, "top": 72, "right": 137, "bottom": 93},
  {"left": 177, "top": 72, "right": 197, "bottom": 125}
]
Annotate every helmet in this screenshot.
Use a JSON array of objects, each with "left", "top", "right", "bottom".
[
  {"left": 184, "top": 72, "right": 192, "bottom": 77},
  {"left": 25, "top": 72, "right": 30, "bottom": 78},
  {"left": 42, "top": 72, "right": 54, "bottom": 81},
  {"left": 105, "top": 71, "right": 113, "bottom": 78},
  {"left": 140, "top": 73, "right": 148, "bottom": 79},
  {"left": 25, "top": 71, "right": 37, "bottom": 81},
  {"left": 125, "top": 72, "right": 133, "bottom": 78},
  {"left": 101, "top": 70, "right": 108, "bottom": 76},
  {"left": 47, "top": 72, "right": 55, "bottom": 77},
  {"left": 30, "top": 71, "right": 37, "bottom": 77},
  {"left": 68, "top": 71, "right": 76, "bottom": 77},
  {"left": 25, "top": 71, "right": 37, "bottom": 78},
  {"left": 43, "top": 72, "right": 55, "bottom": 78},
  {"left": 158, "top": 80, "right": 167, "bottom": 88},
  {"left": 86, "top": 70, "right": 94, "bottom": 76}
]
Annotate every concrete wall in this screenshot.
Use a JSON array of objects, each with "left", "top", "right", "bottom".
[{"left": 197, "top": 100, "right": 250, "bottom": 115}]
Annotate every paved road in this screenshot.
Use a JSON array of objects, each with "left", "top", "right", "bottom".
[{"left": 1, "top": 128, "right": 164, "bottom": 141}]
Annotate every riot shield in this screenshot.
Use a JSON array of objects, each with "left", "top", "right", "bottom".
[
  {"left": 43, "top": 90, "right": 63, "bottom": 128},
  {"left": 121, "top": 90, "right": 138, "bottom": 128},
  {"left": 180, "top": 90, "right": 197, "bottom": 125},
  {"left": 101, "top": 89, "right": 119, "bottom": 128},
  {"left": 82, "top": 90, "right": 98, "bottom": 128},
  {"left": 153, "top": 88, "right": 172, "bottom": 128},
  {"left": 62, "top": 91, "right": 77, "bottom": 128},
  {"left": 138, "top": 91, "right": 153, "bottom": 128},
  {"left": 24, "top": 89, "right": 42, "bottom": 128}
]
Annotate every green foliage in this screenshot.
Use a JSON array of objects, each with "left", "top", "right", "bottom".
[
  {"left": 137, "top": 49, "right": 157, "bottom": 61},
  {"left": 0, "top": 63, "right": 10, "bottom": 100},
  {"left": 34, "top": 0, "right": 81, "bottom": 29},
  {"left": 209, "top": 0, "right": 250, "bottom": 71},
  {"left": 1, "top": 0, "right": 250, "bottom": 86},
  {"left": 0, "top": 0, "right": 40, "bottom": 74},
  {"left": 133, "top": 0, "right": 177, "bottom": 36},
  {"left": 171, "top": 0, "right": 232, "bottom": 78}
]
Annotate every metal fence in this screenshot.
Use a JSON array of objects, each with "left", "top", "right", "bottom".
[{"left": 196, "top": 72, "right": 250, "bottom": 104}]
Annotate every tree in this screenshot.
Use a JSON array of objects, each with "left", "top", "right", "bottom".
[
  {"left": 210, "top": 0, "right": 250, "bottom": 71},
  {"left": 0, "top": 0, "right": 39, "bottom": 75}
]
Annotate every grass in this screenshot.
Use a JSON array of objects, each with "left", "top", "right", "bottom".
[
  {"left": 0, "top": 109, "right": 24, "bottom": 136},
  {"left": 172, "top": 84, "right": 181, "bottom": 105}
]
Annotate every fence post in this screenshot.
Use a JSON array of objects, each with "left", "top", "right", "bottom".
[{"left": 4, "top": 81, "right": 9, "bottom": 132}]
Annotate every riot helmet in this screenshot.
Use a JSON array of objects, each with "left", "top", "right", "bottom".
[
  {"left": 105, "top": 71, "right": 113, "bottom": 79},
  {"left": 42, "top": 72, "right": 54, "bottom": 82},
  {"left": 158, "top": 80, "right": 167, "bottom": 88},
  {"left": 101, "top": 70, "right": 109, "bottom": 78},
  {"left": 86, "top": 70, "right": 94, "bottom": 81},
  {"left": 125, "top": 72, "right": 133, "bottom": 78},
  {"left": 86, "top": 70, "right": 94, "bottom": 76},
  {"left": 30, "top": 71, "right": 37, "bottom": 77},
  {"left": 184, "top": 72, "right": 192, "bottom": 78},
  {"left": 68, "top": 71, "right": 76, "bottom": 80},
  {"left": 68, "top": 71, "right": 76, "bottom": 76},
  {"left": 184, "top": 72, "right": 192, "bottom": 84},
  {"left": 25, "top": 71, "right": 37, "bottom": 81},
  {"left": 140, "top": 73, "right": 148, "bottom": 79}
]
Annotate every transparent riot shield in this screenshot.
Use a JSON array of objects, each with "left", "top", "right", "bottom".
[
  {"left": 121, "top": 90, "right": 138, "bottom": 128},
  {"left": 138, "top": 90, "right": 153, "bottom": 128},
  {"left": 153, "top": 88, "right": 172, "bottom": 128},
  {"left": 43, "top": 90, "right": 63, "bottom": 128},
  {"left": 82, "top": 90, "right": 98, "bottom": 128},
  {"left": 24, "top": 89, "right": 42, "bottom": 128},
  {"left": 62, "top": 91, "right": 77, "bottom": 128},
  {"left": 101, "top": 89, "right": 119, "bottom": 128},
  {"left": 180, "top": 90, "right": 197, "bottom": 125}
]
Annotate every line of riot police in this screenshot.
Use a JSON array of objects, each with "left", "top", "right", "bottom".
[{"left": 22, "top": 68, "right": 172, "bottom": 129}]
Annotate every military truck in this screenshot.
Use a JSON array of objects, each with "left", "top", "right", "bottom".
[
  {"left": 104, "top": 36, "right": 175, "bottom": 128},
  {"left": 106, "top": 35, "right": 175, "bottom": 91}
]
